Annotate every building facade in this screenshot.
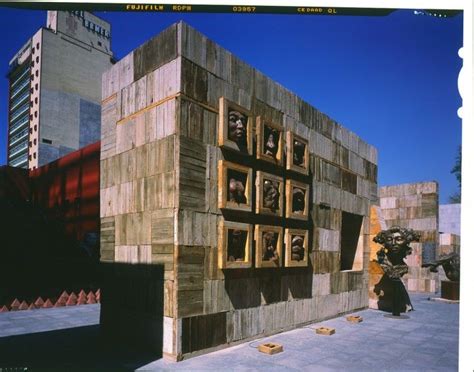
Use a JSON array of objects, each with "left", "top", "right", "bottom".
[
  {"left": 7, "top": 10, "right": 113, "bottom": 169},
  {"left": 100, "top": 22, "right": 378, "bottom": 360}
]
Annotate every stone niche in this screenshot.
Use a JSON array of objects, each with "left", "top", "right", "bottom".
[{"left": 99, "top": 21, "right": 378, "bottom": 361}]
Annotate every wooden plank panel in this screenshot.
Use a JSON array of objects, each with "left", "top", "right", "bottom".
[
  {"left": 230, "top": 54, "right": 254, "bottom": 97},
  {"left": 164, "top": 280, "right": 175, "bottom": 317},
  {"left": 101, "top": 95, "right": 117, "bottom": 160},
  {"left": 144, "top": 174, "right": 162, "bottom": 211},
  {"left": 135, "top": 143, "right": 149, "bottom": 179},
  {"left": 151, "top": 244, "right": 174, "bottom": 275},
  {"left": 102, "top": 63, "right": 118, "bottom": 100},
  {"left": 314, "top": 251, "right": 340, "bottom": 274},
  {"left": 182, "top": 58, "right": 208, "bottom": 104},
  {"left": 348, "top": 151, "right": 365, "bottom": 177},
  {"left": 118, "top": 52, "right": 134, "bottom": 92},
  {"left": 151, "top": 209, "right": 175, "bottom": 244},
  {"left": 100, "top": 185, "right": 117, "bottom": 218},
  {"left": 318, "top": 228, "right": 340, "bottom": 252},
  {"left": 180, "top": 21, "right": 207, "bottom": 68},
  {"left": 177, "top": 289, "right": 204, "bottom": 317},
  {"left": 116, "top": 118, "right": 136, "bottom": 155},
  {"left": 133, "top": 23, "right": 178, "bottom": 82},
  {"left": 147, "top": 135, "right": 176, "bottom": 176},
  {"left": 313, "top": 181, "right": 341, "bottom": 209},
  {"left": 312, "top": 273, "right": 331, "bottom": 296},
  {"left": 118, "top": 150, "right": 137, "bottom": 184},
  {"left": 181, "top": 312, "right": 227, "bottom": 354},
  {"left": 115, "top": 212, "right": 152, "bottom": 245}
]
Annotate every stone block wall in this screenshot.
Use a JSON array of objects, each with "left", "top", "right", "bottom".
[{"left": 100, "top": 21, "right": 378, "bottom": 360}]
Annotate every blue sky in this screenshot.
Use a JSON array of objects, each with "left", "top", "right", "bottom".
[{"left": 0, "top": 7, "right": 463, "bottom": 203}]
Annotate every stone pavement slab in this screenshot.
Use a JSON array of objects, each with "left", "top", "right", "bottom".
[{"left": 0, "top": 293, "right": 459, "bottom": 371}]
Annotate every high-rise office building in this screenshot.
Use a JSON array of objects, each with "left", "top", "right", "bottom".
[{"left": 7, "top": 10, "right": 114, "bottom": 169}]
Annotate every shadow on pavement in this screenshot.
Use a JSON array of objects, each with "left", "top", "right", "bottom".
[{"left": 0, "top": 324, "right": 159, "bottom": 370}]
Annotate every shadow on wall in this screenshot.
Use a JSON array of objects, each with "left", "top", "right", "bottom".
[
  {"left": 223, "top": 264, "right": 314, "bottom": 310},
  {"left": 0, "top": 262, "right": 165, "bottom": 370},
  {"left": 100, "top": 262, "right": 164, "bottom": 356}
]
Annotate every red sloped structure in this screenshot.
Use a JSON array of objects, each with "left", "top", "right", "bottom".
[
  {"left": 0, "top": 141, "right": 101, "bottom": 309},
  {"left": 29, "top": 141, "right": 100, "bottom": 245}
]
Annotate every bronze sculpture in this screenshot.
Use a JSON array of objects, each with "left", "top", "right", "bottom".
[
  {"left": 228, "top": 110, "right": 248, "bottom": 152},
  {"left": 373, "top": 226, "right": 420, "bottom": 316},
  {"left": 228, "top": 170, "right": 247, "bottom": 204},
  {"left": 291, "top": 235, "right": 305, "bottom": 261},
  {"left": 227, "top": 229, "right": 247, "bottom": 262},
  {"left": 423, "top": 252, "right": 460, "bottom": 300},
  {"left": 422, "top": 252, "right": 460, "bottom": 282},
  {"left": 293, "top": 139, "right": 306, "bottom": 167},
  {"left": 264, "top": 126, "right": 279, "bottom": 158},
  {"left": 292, "top": 187, "right": 306, "bottom": 213},
  {"left": 263, "top": 179, "right": 280, "bottom": 211},
  {"left": 262, "top": 231, "right": 279, "bottom": 262}
]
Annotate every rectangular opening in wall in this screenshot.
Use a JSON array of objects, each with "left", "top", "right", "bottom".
[
  {"left": 340, "top": 211, "right": 363, "bottom": 271},
  {"left": 42, "top": 138, "right": 52, "bottom": 144}
]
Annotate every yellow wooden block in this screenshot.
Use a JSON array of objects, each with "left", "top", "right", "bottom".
[
  {"left": 258, "top": 342, "right": 283, "bottom": 355},
  {"left": 315, "top": 327, "right": 335, "bottom": 335},
  {"left": 346, "top": 315, "right": 363, "bottom": 323}
]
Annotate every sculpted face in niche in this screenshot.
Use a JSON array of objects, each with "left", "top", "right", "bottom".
[
  {"left": 293, "top": 139, "right": 306, "bottom": 167},
  {"left": 228, "top": 170, "right": 247, "bottom": 204},
  {"left": 228, "top": 110, "right": 248, "bottom": 151},
  {"left": 263, "top": 179, "right": 280, "bottom": 211},
  {"left": 227, "top": 229, "right": 247, "bottom": 262},
  {"left": 291, "top": 235, "right": 305, "bottom": 261},
  {"left": 264, "top": 125, "right": 279, "bottom": 158},
  {"left": 262, "top": 231, "right": 279, "bottom": 262},
  {"left": 292, "top": 187, "right": 306, "bottom": 213}
]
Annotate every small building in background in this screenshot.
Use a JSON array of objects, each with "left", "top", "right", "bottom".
[{"left": 6, "top": 10, "right": 113, "bottom": 170}]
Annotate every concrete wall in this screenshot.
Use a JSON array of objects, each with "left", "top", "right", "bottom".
[
  {"left": 100, "top": 21, "right": 378, "bottom": 361},
  {"left": 439, "top": 203, "right": 461, "bottom": 235},
  {"left": 49, "top": 11, "right": 111, "bottom": 55}
]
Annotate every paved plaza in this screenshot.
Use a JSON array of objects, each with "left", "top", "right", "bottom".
[{"left": 0, "top": 293, "right": 458, "bottom": 371}]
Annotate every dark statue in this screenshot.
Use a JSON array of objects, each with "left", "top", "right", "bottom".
[
  {"left": 262, "top": 231, "right": 279, "bottom": 262},
  {"left": 292, "top": 187, "right": 305, "bottom": 213},
  {"left": 293, "top": 139, "right": 306, "bottom": 167},
  {"left": 228, "top": 170, "right": 247, "bottom": 204},
  {"left": 291, "top": 235, "right": 305, "bottom": 261},
  {"left": 263, "top": 179, "right": 280, "bottom": 211},
  {"left": 227, "top": 229, "right": 247, "bottom": 262},
  {"left": 373, "top": 226, "right": 420, "bottom": 316},
  {"left": 264, "top": 125, "right": 279, "bottom": 158},
  {"left": 422, "top": 253, "right": 460, "bottom": 282},
  {"left": 228, "top": 110, "right": 248, "bottom": 152}
]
